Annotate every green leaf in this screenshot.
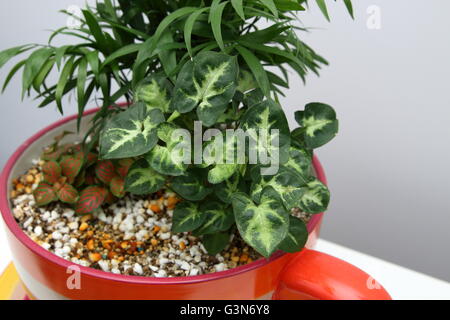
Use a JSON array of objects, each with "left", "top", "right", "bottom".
[
  {"left": 232, "top": 186, "right": 289, "bottom": 257},
  {"left": 171, "top": 51, "right": 238, "bottom": 126},
  {"left": 194, "top": 202, "right": 234, "bottom": 235},
  {"left": 210, "top": 1, "right": 228, "bottom": 51},
  {"left": 57, "top": 183, "right": 79, "bottom": 204},
  {"left": 172, "top": 202, "right": 206, "bottom": 233},
  {"left": 145, "top": 123, "right": 189, "bottom": 176},
  {"left": 110, "top": 176, "right": 125, "bottom": 198},
  {"left": 202, "top": 232, "right": 230, "bottom": 255},
  {"left": 184, "top": 8, "right": 209, "bottom": 57},
  {"left": 124, "top": 158, "right": 165, "bottom": 195},
  {"left": 259, "top": 0, "right": 279, "bottom": 18},
  {"left": 240, "top": 99, "right": 291, "bottom": 167},
  {"left": 278, "top": 216, "right": 308, "bottom": 253},
  {"left": 0, "top": 45, "right": 34, "bottom": 69},
  {"left": 250, "top": 166, "right": 306, "bottom": 210},
  {"left": 316, "top": 0, "right": 330, "bottom": 21},
  {"left": 274, "top": 0, "right": 306, "bottom": 11},
  {"left": 55, "top": 56, "right": 75, "bottom": 113},
  {"left": 158, "top": 31, "right": 177, "bottom": 76},
  {"left": 22, "top": 47, "right": 54, "bottom": 96},
  {"left": 42, "top": 160, "right": 61, "bottom": 185},
  {"left": 76, "top": 58, "right": 88, "bottom": 126},
  {"left": 82, "top": 9, "right": 111, "bottom": 53},
  {"left": 75, "top": 186, "right": 108, "bottom": 215},
  {"left": 344, "top": 0, "right": 354, "bottom": 19},
  {"left": 171, "top": 169, "right": 212, "bottom": 201},
  {"left": 231, "top": 0, "right": 246, "bottom": 20},
  {"left": 150, "top": 7, "right": 198, "bottom": 53},
  {"left": 101, "top": 43, "right": 141, "bottom": 67},
  {"left": 284, "top": 146, "right": 313, "bottom": 180},
  {"left": 298, "top": 178, "right": 330, "bottom": 214},
  {"left": 135, "top": 75, "right": 173, "bottom": 113},
  {"left": 213, "top": 172, "right": 244, "bottom": 204},
  {"left": 99, "top": 102, "right": 165, "bottom": 159},
  {"left": 33, "top": 58, "right": 55, "bottom": 92},
  {"left": 236, "top": 45, "right": 270, "bottom": 97},
  {"left": 2, "top": 59, "right": 26, "bottom": 93},
  {"left": 33, "top": 183, "right": 58, "bottom": 206},
  {"left": 294, "top": 102, "right": 338, "bottom": 149}
]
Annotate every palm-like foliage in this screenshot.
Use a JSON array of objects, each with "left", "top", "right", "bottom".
[{"left": 0, "top": 0, "right": 352, "bottom": 131}]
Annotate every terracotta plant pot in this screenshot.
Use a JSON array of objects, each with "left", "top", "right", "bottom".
[{"left": 0, "top": 109, "right": 391, "bottom": 300}]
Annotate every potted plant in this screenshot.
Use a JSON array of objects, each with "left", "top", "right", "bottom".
[{"left": 0, "top": 0, "right": 390, "bottom": 300}]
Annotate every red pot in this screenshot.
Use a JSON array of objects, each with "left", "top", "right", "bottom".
[{"left": 0, "top": 109, "right": 391, "bottom": 300}]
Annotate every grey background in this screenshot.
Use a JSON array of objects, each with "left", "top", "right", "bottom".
[{"left": 0, "top": 1, "right": 449, "bottom": 281}]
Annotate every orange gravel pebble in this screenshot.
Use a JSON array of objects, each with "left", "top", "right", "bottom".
[
  {"left": 231, "top": 256, "right": 240, "bottom": 263},
  {"left": 179, "top": 241, "right": 186, "bottom": 250},
  {"left": 89, "top": 252, "right": 101, "bottom": 262},
  {"left": 86, "top": 239, "right": 95, "bottom": 250},
  {"left": 79, "top": 222, "right": 89, "bottom": 231},
  {"left": 239, "top": 254, "right": 248, "bottom": 262},
  {"left": 153, "top": 225, "right": 161, "bottom": 233},
  {"left": 120, "top": 241, "right": 128, "bottom": 249},
  {"left": 150, "top": 239, "right": 159, "bottom": 246},
  {"left": 150, "top": 204, "right": 161, "bottom": 213}
]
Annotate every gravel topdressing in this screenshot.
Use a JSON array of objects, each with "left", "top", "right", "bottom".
[{"left": 10, "top": 161, "right": 311, "bottom": 278}]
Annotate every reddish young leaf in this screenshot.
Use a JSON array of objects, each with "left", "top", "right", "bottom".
[
  {"left": 74, "top": 150, "right": 85, "bottom": 161},
  {"left": 42, "top": 161, "right": 62, "bottom": 184},
  {"left": 95, "top": 160, "right": 115, "bottom": 185},
  {"left": 74, "top": 169, "right": 86, "bottom": 187},
  {"left": 110, "top": 176, "right": 125, "bottom": 198},
  {"left": 60, "top": 156, "right": 83, "bottom": 184},
  {"left": 104, "top": 190, "right": 116, "bottom": 205},
  {"left": 86, "top": 152, "right": 98, "bottom": 167},
  {"left": 75, "top": 186, "right": 107, "bottom": 215},
  {"left": 57, "top": 183, "right": 79, "bottom": 204},
  {"left": 33, "top": 183, "right": 58, "bottom": 206}
]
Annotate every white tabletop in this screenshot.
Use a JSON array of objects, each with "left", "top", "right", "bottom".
[{"left": 0, "top": 222, "right": 449, "bottom": 300}]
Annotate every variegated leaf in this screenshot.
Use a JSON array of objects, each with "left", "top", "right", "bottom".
[
  {"left": 135, "top": 75, "right": 172, "bottom": 113},
  {"left": 33, "top": 183, "right": 58, "bottom": 206},
  {"left": 284, "top": 146, "right": 313, "bottom": 182},
  {"left": 278, "top": 216, "right": 308, "bottom": 253},
  {"left": 145, "top": 123, "right": 188, "bottom": 176},
  {"left": 171, "top": 169, "right": 211, "bottom": 201},
  {"left": 213, "top": 172, "right": 244, "bottom": 204},
  {"left": 240, "top": 99, "right": 291, "bottom": 167},
  {"left": 60, "top": 156, "right": 83, "bottom": 184},
  {"left": 232, "top": 186, "right": 289, "bottom": 257},
  {"left": 243, "top": 88, "right": 264, "bottom": 108},
  {"left": 57, "top": 183, "right": 79, "bottom": 204},
  {"left": 42, "top": 160, "right": 61, "bottom": 185},
  {"left": 110, "top": 176, "right": 125, "bottom": 198},
  {"left": 250, "top": 166, "right": 305, "bottom": 210},
  {"left": 99, "top": 102, "right": 165, "bottom": 159},
  {"left": 95, "top": 160, "right": 116, "bottom": 185},
  {"left": 124, "top": 159, "right": 165, "bottom": 195},
  {"left": 294, "top": 103, "right": 338, "bottom": 149},
  {"left": 298, "top": 177, "right": 330, "bottom": 214},
  {"left": 170, "top": 51, "right": 239, "bottom": 126},
  {"left": 202, "top": 134, "right": 241, "bottom": 184},
  {"left": 75, "top": 186, "right": 107, "bottom": 215},
  {"left": 194, "top": 202, "right": 234, "bottom": 235},
  {"left": 171, "top": 202, "right": 206, "bottom": 233}
]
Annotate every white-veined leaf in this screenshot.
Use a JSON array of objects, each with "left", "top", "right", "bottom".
[
  {"left": 170, "top": 51, "right": 238, "bottom": 126},
  {"left": 294, "top": 102, "right": 338, "bottom": 149},
  {"left": 135, "top": 74, "right": 173, "bottom": 113},
  {"left": 298, "top": 177, "right": 330, "bottom": 214},
  {"left": 99, "top": 102, "right": 164, "bottom": 159},
  {"left": 172, "top": 202, "right": 206, "bottom": 233},
  {"left": 124, "top": 159, "right": 166, "bottom": 195},
  {"left": 232, "top": 186, "right": 289, "bottom": 257}
]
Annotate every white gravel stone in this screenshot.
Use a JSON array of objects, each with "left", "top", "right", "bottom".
[
  {"left": 33, "top": 226, "right": 43, "bottom": 236},
  {"left": 23, "top": 217, "right": 33, "bottom": 228},
  {"left": 52, "top": 231, "right": 63, "bottom": 240},
  {"left": 98, "top": 260, "right": 110, "bottom": 272},
  {"left": 133, "top": 263, "right": 143, "bottom": 275}
]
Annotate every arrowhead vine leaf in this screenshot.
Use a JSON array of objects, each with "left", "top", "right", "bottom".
[
  {"left": 171, "top": 169, "right": 211, "bottom": 201},
  {"left": 99, "top": 102, "right": 165, "bottom": 159},
  {"left": 172, "top": 202, "right": 206, "bottom": 233},
  {"left": 124, "top": 159, "right": 165, "bottom": 195},
  {"left": 171, "top": 51, "right": 238, "bottom": 126},
  {"left": 232, "top": 187, "right": 289, "bottom": 257},
  {"left": 294, "top": 103, "right": 338, "bottom": 149},
  {"left": 135, "top": 75, "right": 173, "bottom": 113},
  {"left": 194, "top": 202, "right": 234, "bottom": 235},
  {"left": 298, "top": 178, "right": 330, "bottom": 214},
  {"left": 278, "top": 216, "right": 308, "bottom": 253}
]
